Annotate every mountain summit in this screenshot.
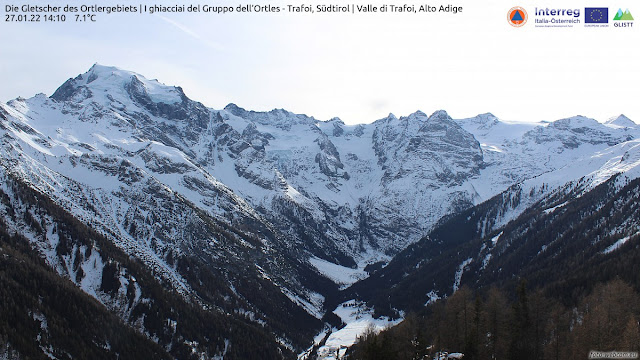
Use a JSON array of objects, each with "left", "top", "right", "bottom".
[
  {"left": 3, "top": 64, "right": 638, "bottom": 265},
  {"left": 606, "top": 114, "right": 637, "bottom": 128}
]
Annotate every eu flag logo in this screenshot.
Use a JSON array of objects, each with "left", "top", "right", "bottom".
[{"left": 585, "top": 8, "right": 608, "bottom": 23}]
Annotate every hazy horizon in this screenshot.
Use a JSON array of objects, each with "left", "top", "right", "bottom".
[{"left": 1, "top": 0, "right": 638, "bottom": 124}]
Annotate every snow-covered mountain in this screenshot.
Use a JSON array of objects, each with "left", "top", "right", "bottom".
[
  {"left": 606, "top": 114, "right": 637, "bottom": 128},
  {"left": 4, "top": 65, "right": 638, "bottom": 267},
  {"left": 2, "top": 64, "right": 639, "bottom": 358}
]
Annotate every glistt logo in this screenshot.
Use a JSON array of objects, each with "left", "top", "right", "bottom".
[
  {"left": 508, "top": 6, "right": 528, "bottom": 27},
  {"left": 613, "top": 8, "right": 634, "bottom": 28}
]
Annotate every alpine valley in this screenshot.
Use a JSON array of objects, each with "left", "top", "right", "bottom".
[{"left": 1, "top": 65, "right": 639, "bottom": 359}]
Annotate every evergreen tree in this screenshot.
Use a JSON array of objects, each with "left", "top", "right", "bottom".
[
  {"left": 485, "top": 286, "right": 509, "bottom": 360},
  {"left": 509, "top": 280, "right": 533, "bottom": 360}
]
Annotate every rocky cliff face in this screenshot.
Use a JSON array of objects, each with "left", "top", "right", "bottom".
[
  {"left": 1, "top": 64, "right": 639, "bottom": 356},
  {"left": 4, "top": 64, "right": 639, "bottom": 265}
]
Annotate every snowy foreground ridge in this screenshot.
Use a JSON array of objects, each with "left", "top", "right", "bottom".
[
  {"left": 300, "top": 301, "right": 402, "bottom": 360},
  {"left": 2, "top": 64, "right": 640, "bottom": 358}
]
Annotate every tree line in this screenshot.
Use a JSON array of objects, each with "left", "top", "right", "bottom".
[{"left": 347, "top": 279, "right": 640, "bottom": 360}]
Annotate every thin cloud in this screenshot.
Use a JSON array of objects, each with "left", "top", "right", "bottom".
[{"left": 156, "top": 14, "right": 224, "bottom": 51}]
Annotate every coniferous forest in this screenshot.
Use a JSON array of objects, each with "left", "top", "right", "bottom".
[
  {"left": 347, "top": 280, "right": 640, "bottom": 360},
  {"left": 344, "top": 176, "right": 640, "bottom": 359}
]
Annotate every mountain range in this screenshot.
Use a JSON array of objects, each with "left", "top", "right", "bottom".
[{"left": 1, "top": 64, "right": 638, "bottom": 359}]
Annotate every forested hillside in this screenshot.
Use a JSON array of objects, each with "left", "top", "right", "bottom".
[
  {"left": 343, "top": 175, "right": 640, "bottom": 359},
  {"left": 347, "top": 279, "right": 640, "bottom": 360}
]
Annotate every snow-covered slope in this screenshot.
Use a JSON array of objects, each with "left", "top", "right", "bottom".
[
  {"left": 0, "top": 65, "right": 334, "bottom": 352},
  {"left": 605, "top": 114, "right": 637, "bottom": 128},
  {"left": 3, "top": 64, "right": 640, "bottom": 271},
  {"left": 2, "top": 64, "right": 640, "bottom": 341},
  {"left": 213, "top": 104, "right": 639, "bottom": 264},
  {"left": 0, "top": 169, "right": 302, "bottom": 358}
]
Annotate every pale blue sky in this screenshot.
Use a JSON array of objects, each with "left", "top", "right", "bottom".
[{"left": 1, "top": 0, "right": 638, "bottom": 124}]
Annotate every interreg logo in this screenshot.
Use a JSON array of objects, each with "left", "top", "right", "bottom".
[
  {"left": 508, "top": 6, "right": 528, "bottom": 27},
  {"left": 613, "top": 8, "right": 634, "bottom": 28},
  {"left": 533, "top": 7, "right": 581, "bottom": 27}
]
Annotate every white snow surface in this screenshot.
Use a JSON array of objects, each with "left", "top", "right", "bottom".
[
  {"left": 79, "top": 247, "right": 105, "bottom": 299},
  {"left": 309, "top": 257, "right": 368, "bottom": 289},
  {"left": 490, "top": 232, "right": 503, "bottom": 245},
  {"left": 314, "top": 300, "right": 402, "bottom": 360},
  {"left": 453, "top": 258, "right": 473, "bottom": 293},
  {"left": 602, "top": 233, "right": 639, "bottom": 254},
  {"left": 424, "top": 290, "right": 442, "bottom": 306},
  {"left": 4, "top": 66, "right": 640, "bottom": 266},
  {"left": 605, "top": 114, "right": 637, "bottom": 128}
]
